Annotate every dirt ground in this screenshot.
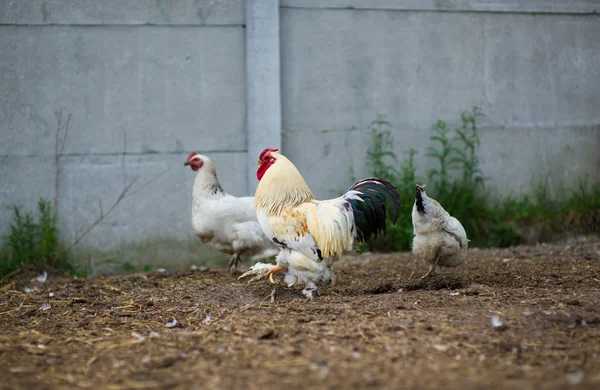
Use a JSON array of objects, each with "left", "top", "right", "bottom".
[{"left": 1, "top": 236, "right": 599, "bottom": 390}]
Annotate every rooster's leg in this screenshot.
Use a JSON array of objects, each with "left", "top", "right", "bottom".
[
  {"left": 268, "top": 265, "right": 288, "bottom": 284},
  {"left": 227, "top": 252, "right": 241, "bottom": 273},
  {"left": 421, "top": 252, "right": 441, "bottom": 279}
]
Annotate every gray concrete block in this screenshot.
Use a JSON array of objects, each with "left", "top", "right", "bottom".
[
  {"left": 281, "top": 10, "right": 600, "bottom": 130},
  {"left": 481, "top": 14, "right": 600, "bottom": 126},
  {"left": 245, "top": 0, "right": 282, "bottom": 194},
  {"left": 477, "top": 125, "right": 600, "bottom": 197},
  {"left": 281, "top": 8, "right": 600, "bottom": 197},
  {"left": 283, "top": 124, "right": 600, "bottom": 200},
  {"left": 281, "top": 10, "right": 486, "bottom": 131},
  {"left": 283, "top": 126, "right": 435, "bottom": 200},
  {"left": 0, "top": 25, "right": 246, "bottom": 156},
  {"left": 283, "top": 128, "right": 374, "bottom": 199},
  {"left": 0, "top": 0, "right": 244, "bottom": 25}
]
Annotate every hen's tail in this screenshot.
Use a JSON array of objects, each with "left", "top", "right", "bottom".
[{"left": 345, "top": 178, "right": 402, "bottom": 242}]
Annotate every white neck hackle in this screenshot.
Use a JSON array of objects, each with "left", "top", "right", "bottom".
[
  {"left": 254, "top": 152, "right": 314, "bottom": 215},
  {"left": 191, "top": 156, "right": 225, "bottom": 214}
]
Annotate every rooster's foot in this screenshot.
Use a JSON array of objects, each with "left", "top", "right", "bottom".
[
  {"left": 238, "top": 263, "right": 273, "bottom": 283},
  {"left": 238, "top": 263, "right": 287, "bottom": 284}
]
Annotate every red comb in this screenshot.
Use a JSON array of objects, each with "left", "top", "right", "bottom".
[
  {"left": 187, "top": 152, "right": 197, "bottom": 160},
  {"left": 259, "top": 148, "right": 278, "bottom": 160}
]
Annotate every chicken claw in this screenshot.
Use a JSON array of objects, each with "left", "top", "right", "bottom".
[
  {"left": 238, "top": 263, "right": 289, "bottom": 285},
  {"left": 238, "top": 263, "right": 274, "bottom": 283},
  {"left": 268, "top": 265, "right": 288, "bottom": 284}
]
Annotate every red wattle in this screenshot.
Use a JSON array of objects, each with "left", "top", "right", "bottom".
[{"left": 257, "top": 160, "right": 274, "bottom": 181}]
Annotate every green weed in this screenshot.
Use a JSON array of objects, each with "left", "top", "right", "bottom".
[
  {"left": 363, "top": 107, "right": 600, "bottom": 251},
  {"left": 1, "top": 198, "right": 75, "bottom": 279}
]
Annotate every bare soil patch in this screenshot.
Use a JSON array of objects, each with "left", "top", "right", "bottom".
[{"left": 1, "top": 237, "right": 599, "bottom": 389}]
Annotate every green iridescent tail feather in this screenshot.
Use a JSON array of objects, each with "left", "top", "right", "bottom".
[{"left": 346, "top": 178, "right": 402, "bottom": 242}]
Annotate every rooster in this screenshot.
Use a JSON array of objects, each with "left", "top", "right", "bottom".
[
  {"left": 184, "top": 152, "right": 278, "bottom": 272},
  {"left": 412, "top": 184, "right": 468, "bottom": 278},
  {"left": 239, "top": 148, "right": 402, "bottom": 298}
]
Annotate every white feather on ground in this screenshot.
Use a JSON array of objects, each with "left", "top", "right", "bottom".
[
  {"left": 412, "top": 184, "right": 468, "bottom": 278},
  {"left": 185, "top": 153, "right": 278, "bottom": 272}
]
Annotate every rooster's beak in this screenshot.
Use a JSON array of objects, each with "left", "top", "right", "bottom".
[
  {"left": 257, "top": 160, "right": 262, "bottom": 165},
  {"left": 183, "top": 161, "right": 190, "bottom": 166}
]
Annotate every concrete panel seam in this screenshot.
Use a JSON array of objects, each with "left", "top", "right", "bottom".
[{"left": 281, "top": 1, "right": 600, "bottom": 15}]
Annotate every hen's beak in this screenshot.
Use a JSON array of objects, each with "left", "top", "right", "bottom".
[
  {"left": 416, "top": 184, "right": 424, "bottom": 193},
  {"left": 183, "top": 161, "right": 190, "bottom": 166}
]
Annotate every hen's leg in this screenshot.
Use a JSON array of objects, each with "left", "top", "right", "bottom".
[
  {"left": 421, "top": 252, "right": 441, "bottom": 279},
  {"left": 227, "top": 252, "right": 243, "bottom": 273},
  {"left": 268, "top": 286, "right": 277, "bottom": 302},
  {"left": 421, "top": 264, "right": 436, "bottom": 279}
]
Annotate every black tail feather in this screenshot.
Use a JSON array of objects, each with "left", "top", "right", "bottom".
[{"left": 346, "top": 178, "right": 402, "bottom": 242}]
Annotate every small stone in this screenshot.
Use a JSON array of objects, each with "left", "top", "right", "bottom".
[
  {"left": 566, "top": 371, "right": 584, "bottom": 385},
  {"left": 491, "top": 314, "right": 503, "bottom": 328},
  {"left": 36, "top": 272, "right": 48, "bottom": 283},
  {"left": 166, "top": 317, "right": 178, "bottom": 328}
]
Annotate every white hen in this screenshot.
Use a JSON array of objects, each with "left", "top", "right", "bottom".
[
  {"left": 412, "top": 184, "right": 468, "bottom": 278},
  {"left": 185, "top": 152, "right": 278, "bottom": 272}
]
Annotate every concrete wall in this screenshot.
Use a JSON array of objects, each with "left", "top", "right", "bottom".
[
  {"left": 1, "top": 0, "right": 599, "bottom": 261},
  {"left": 0, "top": 0, "right": 247, "bottom": 252},
  {"left": 280, "top": 0, "right": 600, "bottom": 199}
]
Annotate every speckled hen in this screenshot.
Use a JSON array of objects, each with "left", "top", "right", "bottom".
[{"left": 412, "top": 184, "right": 469, "bottom": 278}]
